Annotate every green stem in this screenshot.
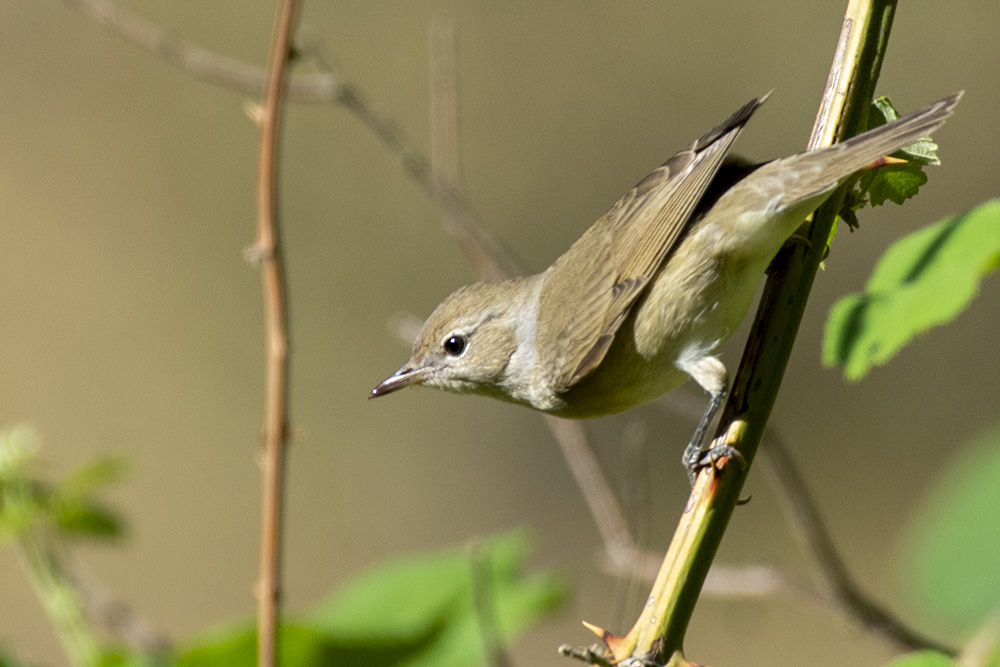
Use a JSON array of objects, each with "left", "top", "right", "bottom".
[
  {"left": 621, "top": 1, "right": 900, "bottom": 662},
  {"left": 19, "top": 529, "right": 100, "bottom": 667}
]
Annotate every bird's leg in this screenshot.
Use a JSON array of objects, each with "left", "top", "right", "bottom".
[
  {"left": 682, "top": 387, "right": 727, "bottom": 484},
  {"left": 678, "top": 355, "right": 744, "bottom": 485}
]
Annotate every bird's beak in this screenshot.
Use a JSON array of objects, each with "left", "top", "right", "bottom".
[{"left": 369, "top": 365, "right": 429, "bottom": 399}]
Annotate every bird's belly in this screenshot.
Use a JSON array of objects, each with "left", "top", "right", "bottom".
[{"left": 553, "top": 251, "right": 768, "bottom": 418}]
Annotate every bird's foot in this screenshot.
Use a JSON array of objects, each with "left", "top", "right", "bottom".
[{"left": 698, "top": 438, "right": 746, "bottom": 472}]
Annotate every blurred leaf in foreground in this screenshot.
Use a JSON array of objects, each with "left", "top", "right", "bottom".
[
  {"left": 0, "top": 426, "right": 126, "bottom": 541},
  {"left": 885, "top": 651, "right": 958, "bottom": 667},
  {"left": 0, "top": 647, "right": 29, "bottom": 667},
  {"left": 898, "top": 424, "right": 1000, "bottom": 632},
  {"left": 824, "top": 199, "right": 1000, "bottom": 380},
  {"left": 172, "top": 531, "right": 566, "bottom": 667}
]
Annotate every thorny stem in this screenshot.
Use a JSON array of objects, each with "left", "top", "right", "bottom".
[{"left": 595, "top": 1, "right": 910, "bottom": 663}]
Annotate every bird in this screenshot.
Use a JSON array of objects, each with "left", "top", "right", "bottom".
[{"left": 370, "top": 91, "right": 961, "bottom": 480}]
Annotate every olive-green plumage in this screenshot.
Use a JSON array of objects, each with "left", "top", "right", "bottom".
[{"left": 372, "top": 91, "right": 961, "bottom": 469}]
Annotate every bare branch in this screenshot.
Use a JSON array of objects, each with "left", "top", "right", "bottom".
[
  {"left": 60, "top": 0, "right": 346, "bottom": 103},
  {"left": 760, "top": 428, "right": 956, "bottom": 655},
  {"left": 253, "top": 0, "right": 298, "bottom": 664}
]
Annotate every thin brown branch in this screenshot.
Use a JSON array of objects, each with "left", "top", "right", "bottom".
[
  {"left": 254, "top": 0, "right": 297, "bottom": 665},
  {"left": 59, "top": 0, "right": 518, "bottom": 283},
  {"left": 760, "top": 429, "right": 956, "bottom": 655},
  {"left": 336, "top": 85, "right": 518, "bottom": 282},
  {"left": 60, "top": 0, "right": 345, "bottom": 103},
  {"left": 544, "top": 417, "right": 639, "bottom": 569}
]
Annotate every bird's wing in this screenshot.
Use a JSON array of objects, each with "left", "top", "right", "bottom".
[{"left": 536, "top": 93, "right": 769, "bottom": 395}]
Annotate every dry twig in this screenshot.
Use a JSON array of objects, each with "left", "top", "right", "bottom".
[{"left": 253, "top": 0, "right": 298, "bottom": 664}]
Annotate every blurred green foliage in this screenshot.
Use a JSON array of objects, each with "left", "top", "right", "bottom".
[
  {"left": 0, "top": 426, "right": 565, "bottom": 666},
  {"left": 899, "top": 424, "right": 1000, "bottom": 633},
  {"left": 885, "top": 650, "right": 958, "bottom": 667},
  {"left": 158, "top": 532, "right": 567, "bottom": 667}
]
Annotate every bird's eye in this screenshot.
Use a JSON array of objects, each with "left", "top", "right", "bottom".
[{"left": 443, "top": 335, "right": 467, "bottom": 356}]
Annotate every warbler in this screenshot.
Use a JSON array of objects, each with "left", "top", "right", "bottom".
[{"left": 371, "top": 91, "right": 960, "bottom": 478}]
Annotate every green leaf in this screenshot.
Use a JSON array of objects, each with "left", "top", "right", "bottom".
[
  {"left": 52, "top": 502, "right": 124, "bottom": 539},
  {"left": 50, "top": 457, "right": 127, "bottom": 539},
  {"left": 899, "top": 425, "right": 1000, "bottom": 631},
  {"left": 97, "top": 648, "right": 172, "bottom": 667},
  {"left": 176, "top": 624, "right": 338, "bottom": 667},
  {"left": 170, "top": 531, "right": 566, "bottom": 667},
  {"left": 0, "top": 646, "right": 28, "bottom": 667},
  {"left": 0, "top": 425, "right": 40, "bottom": 478},
  {"left": 59, "top": 457, "right": 127, "bottom": 498},
  {"left": 823, "top": 199, "right": 1000, "bottom": 380},
  {"left": 0, "top": 426, "right": 43, "bottom": 540},
  {"left": 870, "top": 97, "right": 942, "bottom": 165},
  {"left": 175, "top": 620, "right": 466, "bottom": 667},
  {"left": 885, "top": 650, "right": 958, "bottom": 667},
  {"left": 837, "top": 97, "right": 945, "bottom": 233},
  {"left": 858, "top": 161, "right": 929, "bottom": 207},
  {"left": 307, "top": 530, "right": 566, "bottom": 667}
]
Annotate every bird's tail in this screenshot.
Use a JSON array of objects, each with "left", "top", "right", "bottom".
[{"left": 778, "top": 91, "right": 963, "bottom": 205}]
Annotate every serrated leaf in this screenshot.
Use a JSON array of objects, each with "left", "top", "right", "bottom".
[
  {"left": 859, "top": 162, "right": 929, "bottom": 206},
  {"left": 872, "top": 97, "right": 942, "bottom": 164},
  {"left": 885, "top": 650, "right": 959, "bottom": 667},
  {"left": 899, "top": 425, "right": 1000, "bottom": 632},
  {"left": 823, "top": 199, "right": 1000, "bottom": 380},
  {"left": 839, "top": 96, "right": 944, "bottom": 233}
]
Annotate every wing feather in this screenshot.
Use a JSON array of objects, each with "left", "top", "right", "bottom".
[{"left": 536, "top": 93, "right": 770, "bottom": 394}]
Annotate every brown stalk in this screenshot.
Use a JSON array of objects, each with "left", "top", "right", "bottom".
[{"left": 253, "top": 0, "right": 298, "bottom": 665}]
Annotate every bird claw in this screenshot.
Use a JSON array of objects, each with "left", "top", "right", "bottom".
[{"left": 698, "top": 439, "right": 746, "bottom": 472}]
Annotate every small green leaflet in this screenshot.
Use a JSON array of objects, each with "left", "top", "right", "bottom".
[
  {"left": 869, "top": 96, "right": 943, "bottom": 165},
  {"left": 835, "top": 97, "right": 943, "bottom": 235}
]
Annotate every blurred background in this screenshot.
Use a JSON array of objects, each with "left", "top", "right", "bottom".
[{"left": 1, "top": 1, "right": 997, "bottom": 665}]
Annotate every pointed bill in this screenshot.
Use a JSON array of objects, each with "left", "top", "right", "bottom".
[{"left": 370, "top": 365, "right": 430, "bottom": 398}]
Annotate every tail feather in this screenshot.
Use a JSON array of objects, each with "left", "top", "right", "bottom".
[{"left": 779, "top": 91, "right": 963, "bottom": 206}]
